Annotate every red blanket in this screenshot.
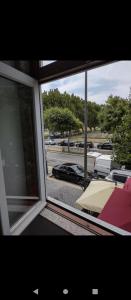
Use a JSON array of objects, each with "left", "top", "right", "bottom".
[
  {"left": 98, "top": 188, "right": 131, "bottom": 232},
  {"left": 123, "top": 178, "right": 131, "bottom": 193}
]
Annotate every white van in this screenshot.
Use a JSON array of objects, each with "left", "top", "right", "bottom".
[
  {"left": 94, "top": 154, "right": 119, "bottom": 177},
  {"left": 87, "top": 152, "right": 101, "bottom": 173}
]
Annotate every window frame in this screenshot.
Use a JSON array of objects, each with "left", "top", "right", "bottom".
[
  {"left": 40, "top": 61, "right": 131, "bottom": 236},
  {"left": 0, "top": 61, "right": 46, "bottom": 235},
  {"left": 38, "top": 60, "right": 117, "bottom": 84},
  {"left": 47, "top": 197, "right": 131, "bottom": 235},
  {"left": 0, "top": 60, "right": 130, "bottom": 236}
]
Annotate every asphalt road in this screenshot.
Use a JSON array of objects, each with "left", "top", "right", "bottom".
[
  {"left": 47, "top": 151, "right": 84, "bottom": 168},
  {"left": 46, "top": 149, "right": 111, "bottom": 208},
  {"left": 46, "top": 151, "right": 84, "bottom": 208},
  {"left": 46, "top": 177, "right": 83, "bottom": 208}
]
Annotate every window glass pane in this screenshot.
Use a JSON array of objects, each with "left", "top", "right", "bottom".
[
  {"left": 0, "top": 76, "right": 39, "bottom": 226},
  {"left": 42, "top": 72, "right": 85, "bottom": 208},
  {"left": 60, "top": 166, "right": 66, "bottom": 170}
]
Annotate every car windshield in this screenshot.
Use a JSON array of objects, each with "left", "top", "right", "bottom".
[{"left": 72, "top": 165, "right": 84, "bottom": 173}]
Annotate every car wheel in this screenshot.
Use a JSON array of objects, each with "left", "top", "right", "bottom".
[
  {"left": 78, "top": 179, "right": 84, "bottom": 186},
  {"left": 53, "top": 171, "right": 58, "bottom": 179},
  {"left": 79, "top": 181, "right": 85, "bottom": 190},
  {"left": 55, "top": 172, "right": 60, "bottom": 179},
  {"left": 79, "top": 179, "right": 87, "bottom": 188},
  {"left": 94, "top": 170, "right": 98, "bottom": 178}
]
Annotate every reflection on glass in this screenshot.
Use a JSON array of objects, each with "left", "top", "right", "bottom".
[{"left": 0, "top": 77, "right": 39, "bottom": 226}]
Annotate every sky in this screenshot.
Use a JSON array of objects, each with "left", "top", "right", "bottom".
[
  {"left": 42, "top": 61, "right": 55, "bottom": 67},
  {"left": 41, "top": 61, "right": 131, "bottom": 104}
]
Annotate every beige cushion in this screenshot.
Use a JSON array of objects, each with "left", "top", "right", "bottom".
[{"left": 76, "top": 180, "right": 124, "bottom": 213}]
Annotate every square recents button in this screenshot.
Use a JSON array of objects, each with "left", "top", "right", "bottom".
[{"left": 92, "top": 289, "right": 98, "bottom": 295}]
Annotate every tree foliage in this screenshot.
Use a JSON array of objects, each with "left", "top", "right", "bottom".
[
  {"left": 87, "top": 101, "right": 101, "bottom": 130},
  {"left": 42, "top": 89, "right": 102, "bottom": 130},
  {"left": 98, "top": 95, "right": 129, "bottom": 133},
  {"left": 44, "top": 107, "right": 83, "bottom": 134},
  {"left": 43, "top": 89, "right": 84, "bottom": 123},
  {"left": 43, "top": 90, "right": 130, "bottom": 136},
  {"left": 112, "top": 101, "right": 131, "bottom": 167}
]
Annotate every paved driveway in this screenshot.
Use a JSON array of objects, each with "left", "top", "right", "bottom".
[{"left": 46, "top": 177, "right": 83, "bottom": 208}]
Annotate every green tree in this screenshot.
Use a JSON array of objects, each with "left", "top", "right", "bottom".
[
  {"left": 42, "top": 89, "right": 84, "bottom": 123},
  {"left": 99, "top": 95, "right": 129, "bottom": 133},
  {"left": 87, "top": 101, "right": 101, "bottom": 131},
  {"left": 112, "top": 101, "right": 131, "bottom": 168},
  {"left": 42, "top": 89, "right": 102, "bottom": 130},
  {"left": 98, "top": 104, "right": 106, "bottom": 131},
  {"left": 44, "top": 107, "right": 83, "bottom": 152}
]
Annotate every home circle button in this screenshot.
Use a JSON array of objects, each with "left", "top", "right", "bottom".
[{"left": 63, "top": 289, "right": 69, "bottom": 295}]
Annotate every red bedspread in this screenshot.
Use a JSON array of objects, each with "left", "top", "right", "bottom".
[
  {"left": 123, "top": 178, "right": 131, "bottom": 193},
  {"left": 98, "top": 188, "right": 131, "bottom": 232}
]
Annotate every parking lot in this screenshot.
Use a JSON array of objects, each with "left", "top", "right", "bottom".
[
  {"left": 46, "top": 146, "right": 131, "bottom": 210},
  {"left": 46, "top": 150, "right": 112, "bottom": 208},
  {"left": 47, "top": 151, "right": 84, "bottom": 168}
]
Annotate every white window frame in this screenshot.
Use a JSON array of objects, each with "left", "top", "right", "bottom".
[{"left": 0, "top": 61, "right": 46, "bottom": 235}]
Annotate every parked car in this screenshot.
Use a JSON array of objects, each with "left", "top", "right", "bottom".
[
  {"left": 45, "top": 139, "right": 56, "bottom": 145},
  {"left": 106, "top": 169, "right": 131, "bottom": 184},
  {"left": 58, "top": 140, "right": 75, "bottom": 147},
  {"left": 52, "top": 163, "right": 91, "bottom": 187},
  {"left": 97, "top": 142, "right": 113, "bottom": 150},
  {"left": 94, "top": 154, "right": 120, "bottom": 178},
  {"left": 49, "top": 133, "right": 62, "bottom": 139},
  {"left": 76, "top": 141, "right": 94, "bottom": 148}
]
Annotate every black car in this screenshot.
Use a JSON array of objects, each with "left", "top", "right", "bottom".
[
  {"left": 97, "top": 142, "right": 113, "bottom": 150},
  {"left": 58, "top": 140, "right": 75, "bottom": 147},
  {"left": 52, "top": 163, "right": 91, "bottom": 187},
  {"left": 76, "top": 141, "right": 94, "bottom": 148}
]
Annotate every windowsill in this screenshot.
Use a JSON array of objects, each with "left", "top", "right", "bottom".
[
  {"left": 46, "top": 197, "right": 130, "bottom": 236},
  {"left": 40, "top": 208, "right": 95, "bottom": 235}
]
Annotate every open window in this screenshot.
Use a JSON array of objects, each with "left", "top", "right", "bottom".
[
  {"left": 41, "top": 60, "right": 131, "bottom": 236},
  {"left": 0, "top": 61, "right": 46, "bottom": 235},
  {"left": 0, "top": 60, "right": 131, "bottom": 236}
]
